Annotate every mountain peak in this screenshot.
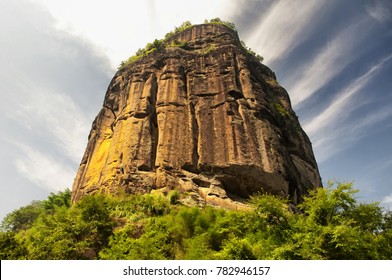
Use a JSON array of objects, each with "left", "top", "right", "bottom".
[{"left": 71, "top": 23, "right": 322, "bottom": 208}]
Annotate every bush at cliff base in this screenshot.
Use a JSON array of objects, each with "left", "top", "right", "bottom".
[{"left": 1, "top": 182, "right": 391, "bottom": 260}]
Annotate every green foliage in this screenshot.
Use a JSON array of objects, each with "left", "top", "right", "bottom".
[
  {"left": 285, "top": 182, "right": 391, "bottom": 260},
  {"left": 164, "top": 21, "right": 193, "bottom": 39},
  {"left": 0, "top": 232, "right": 27, "bottom": 259},
  {"left": 120, "top": 19, "right": 239, "bottom": 68},
  {"left": 174, "top": 21, "right": 193, "bottom": 33},
  {"left": 204, "top": 18, "right": 237, "bottom": 31},
  {"left": 299, "top": 181, "right": 357, "bottom": 226},
  {"left": 120, "top": 38, "right": 165, "bottom": 68},
  {"left": 274, "top": 103, "right": 289, "bottom": 117},
  {"left": 0, "top": 189, "right": 71, "bottom": 233},
  {"left": 168, "top": 39, "right": 189, "bottom": 49},
  {"left": 43, "top": 188, "right": 71, "bottom": 213},
  {"left": 20, "top": 194, "right": 114, "bottom": 259},
  {"left": 0, "top": 201, "right": 43, "bottom": 232},
  {"left": 199, "top": 44, "right": 217, "bottom": 55},
  {"left": 120, "top": 20, "right": 195, "bottom": 68},
  {"left": 167, "top": 190, "right": 180, "bottom": 205},
  {"left": 217, "top": 237, "right": 256, "bottom": 260},
  {"left": 1, "top": 182, "right": 392, "bottom": 259},
  {"left": 241, "top": 40, "right": 264, "bottom": 62},
  {"left": 118, "top": 18, "right": 265, "bottom": 68}
]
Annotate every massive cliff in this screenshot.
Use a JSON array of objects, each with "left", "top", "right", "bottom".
[{"left": 71, "top": 23, "right": 322, "bottom": 208}]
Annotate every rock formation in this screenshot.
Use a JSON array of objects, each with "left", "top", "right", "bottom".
[{"left": 71, "top": 24, "right": 322, "bottom": 208}]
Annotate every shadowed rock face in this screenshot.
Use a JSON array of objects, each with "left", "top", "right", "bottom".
[{"left": 71, "top": 24, "right": 322, "bottom": 208}]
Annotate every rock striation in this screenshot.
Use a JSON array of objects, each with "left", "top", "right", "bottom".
[{"left": 71, "top": 24, "right": 322, "bottom": 208}]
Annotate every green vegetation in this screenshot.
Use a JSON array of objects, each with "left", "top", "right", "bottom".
[
  {"left": 120, "top": 21, "right": 194, "bottom": 68},
  {"left": 199, "top": 44, "right": 217, "bottom": 55},
  {"left": 163, "top": 21, "right": 193, "bottom": 40},
  {"left": 120, "top": 21, "right": 196, "bottom": 68},
  {"left": 204, "top": 18, "right": 237, "bottom": 31},
  {"left": 274, "top": 103, "right": 289, "bottom": 117},
  {"left": 119, "top": 18, "right": 265, "bottom": 68},
  {"left": 241, "top": 40, "right": 264, "bottom": 62},
  {"left": 2, "top": 182, "right": 390, "bottom": 260},
  {"left": 168, "top": 39, "right": 190, "bottom": 49},
  {"left": 120, "top": 39, "right": 165, "bottom": 68}
]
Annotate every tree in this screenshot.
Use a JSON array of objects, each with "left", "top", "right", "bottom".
[
  {"left": 43, "top": 189, "right": 71, "bottom": 213},
  {"left": 1, "top": 181, "right": 392, "bottom": 260},
  {"left": 0, "top": 232, "right": 27, "bottom": 259},
  {"left": 19, "top": 194, "right": 114, "bottom": 259},
  {"left": 0, "top": 201, "right": 43, "bottom": 232},
  {"left": 290, "top": 182, "right": 389, "bottom": 259},
  {"left": 174, "top": 21, "right": 192, "bottom": 33},
  {"left": 0, "top": 189, "right": 71, "bottom": 233},
  {"left": 206, "top": 18, "right": 237, "bottom": 31}
]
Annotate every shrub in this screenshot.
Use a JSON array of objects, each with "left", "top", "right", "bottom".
[{"left": 1, "top": 181, "right": 392, "bottom": 260}]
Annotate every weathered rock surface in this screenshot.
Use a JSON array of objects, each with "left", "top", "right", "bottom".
[{"left": 71, "top": 24, "right": 322, "bottom": 208}]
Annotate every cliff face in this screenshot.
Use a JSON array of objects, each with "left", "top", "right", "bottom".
[{"left": 71, "top": 24, "right": 322, "bottom": 208}]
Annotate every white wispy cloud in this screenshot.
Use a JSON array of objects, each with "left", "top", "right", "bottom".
[
  {"left": 14, "top": 145, "right": 75, "bottom": 192},
  {"left": 382, "top": 194, "right": 392, "bottom": 203},
  {"left": 351, "top": 106, "right": 392, "bottom": 135},
  {"left": 313, "top": 107, "right": 392, "bottom": 163},
  {"left": 381, "top": 193, "right": 392, "bottom": 209},
  {"left": 366, "top": 0, "right": 392, "bottom": 23},
  {"left": 304, "top": 54, "right": 392, "bottom": 137},
  {"left": 12, "top": 88, "right": 90, "bottom": 164},
  {"left": 29, "top": 0, "right": 238, "bottom": 67},
  {"left": 0, "top": 0, "right": 114, "bottom": 218},
  {"left": 288, "top": 21, "right": 368, "bottom": 107},
  {"left": 303, "top": 54, "right": 392, "bottom": 162},
  {"left": 246, "top": 0, "right": 328, "bottom": 65}
]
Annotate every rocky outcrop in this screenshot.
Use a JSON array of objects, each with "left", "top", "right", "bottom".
[{"left": 71, "top": 24, "right": 322, "bottom": 208}]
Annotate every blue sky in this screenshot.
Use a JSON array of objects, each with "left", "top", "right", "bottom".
[{"left": 1, "top": 0, "right": 391, "bottom": 220}]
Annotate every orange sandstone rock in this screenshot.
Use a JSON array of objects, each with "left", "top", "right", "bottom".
[{"left": 71, "top": 24, "right": 322, "bottom": 208}]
